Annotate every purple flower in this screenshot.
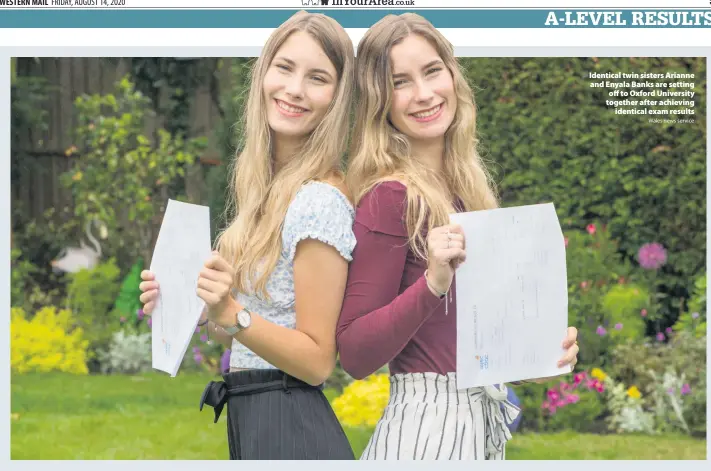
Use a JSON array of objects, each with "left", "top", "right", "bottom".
[
  {"left": 192, "top": 346, "right": 200, "bottom": 353},
  {"left": 195, "top": 326, "right": 201, "bottom": 334},
  {"left": 200, "top": 334, "right": 208, "bottom": 342},
  {"left": 638, "top": 242, "right": 667, "bottom": 270},
  {"left": 656, "top": 332, "right": 665, "bottom": 342},
  {"left": 193, "top": 353, "right": 203, "bottom": 364},
  {"left": 681, "top": 384, "right": 691, "bottom": 395},
  {"left": 147, "top": 317, "right": 152, "bottom": 328},
  {"left": 667, "top": 387, "right": 675, "bottom": 395},
  {"left": 221, "top": 349, "right": 231, "bottom": 373},
  {"left": 596, "top": 325, "right": 607, "bottom": 336},
  {"left": 666, "top": 327, "right": 673, "bottom": 334},
  {"left": 614, "top": 323, "right": 623, "bottom": 330},
  {"left": 691, "top": 312, "right": 700, "bottom": 319},
  {"left": 137, "top": 309, "right": 145, "bottom": 321}
]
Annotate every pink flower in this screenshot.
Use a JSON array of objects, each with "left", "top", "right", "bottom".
[
  {"left": 666, "top": 327, "right": 673, "bottom": 334},
  {"left": 638, "top": 242, "right": 667, "bottom": 270},
  {"left": 586, "top": 224, "right": 596, "bottom": 235},
  {"left": 681, "top": 384, "right": 691, "bottom": 395},
  {"left": 614, "top": 323, "right": 623, "bottom": 330},
  {"left": 641, "top": 309, "right": 648, "bottom": 317},
  {"left": 147, "top": 318, "right": 152, "bottom": 328},
  {"left": 573, "top": 372, "right": 586, "bottom": 385},
  {"left": 194, "top": 353, "right": 203, "bottom": 364},
  {"left": 560, "top": 382, "right": 571, "bottom": 392},
  {"left": 595, "top": 384, "right": 605, "bottom": 393},
  {"left": 567, "top": 394, "right": 580, "bottom": 404},
  {"left": 120, "top": 316, "right": 126, "bottom": 323},
  {"left": 555, "top": 399, "right": 567, "bottom": 408},
  {"left": 547, "top": 389, "right": 560, "bottom": 402},
  {"left": 200, "top": 334, "right": 208, "bottom": 342},
  {"left": 656, "top": 332, "right": 665, "bottom": 342},
  {"left": 541, "top": 400, "right": 551, "bottom": 410},
  {"left": 580, "top": 281, "right": 589, "bottom": 289},
  {"left": 564, "top": 237, "right": 569, "bottom": 247},
  {"left": 596, "top": 325, "right": 607, "bottom": 336},
  {"left": 137, "top": 309, "right": 145, "bottom": 321}
]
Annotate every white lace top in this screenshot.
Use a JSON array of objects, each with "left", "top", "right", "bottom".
[{"left": 229, "top": 181, "right": 356, "bottom": 370}]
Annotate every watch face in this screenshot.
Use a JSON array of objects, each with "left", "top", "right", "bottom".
[{"left": 238, "top": 310, "right": 251, "bottom": 327}]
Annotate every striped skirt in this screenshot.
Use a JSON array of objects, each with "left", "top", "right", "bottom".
[
  {"left": 200, "top": 369, "right": 355, "bottom": 460},
  {"left": 361, "top": 372, "right": 520, "bottom": 460}
]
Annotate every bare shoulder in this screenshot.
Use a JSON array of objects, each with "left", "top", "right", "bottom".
[{"left": 319, "top": 172, "right": 354, "bottom": 205}]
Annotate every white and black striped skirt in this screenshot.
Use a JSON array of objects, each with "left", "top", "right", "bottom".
[
  {"left": 361, "top": 372, "right": 520, "bottom": 460},
  {"left": 200, "top": 369, "right": 355, "bottom": 460}
]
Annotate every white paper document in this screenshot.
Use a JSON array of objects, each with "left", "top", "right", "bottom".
[
  {"left": 150, "top": 199, "right": 212, "bottom": 377},
  {"left": 450, "top": 203, "right": 570, "bottom": 390}
]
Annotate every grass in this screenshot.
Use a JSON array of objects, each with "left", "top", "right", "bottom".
[{"left": 11, "top": 372, "right": 706, "bottom": 460}]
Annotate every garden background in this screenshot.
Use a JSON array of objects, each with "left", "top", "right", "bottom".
[{"left": 10, "top": 56, "right": 707, "bottom": 459}]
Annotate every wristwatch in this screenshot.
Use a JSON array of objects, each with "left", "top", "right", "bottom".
[{"left": 222, "top": 307, "right": 252, "bottom": 335}]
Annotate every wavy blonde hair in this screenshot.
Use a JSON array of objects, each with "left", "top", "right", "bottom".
[
  {"left": 216, "top": 11, "right": 354, "bottom": 298},
  {"left": 347, "top": 13, "right": 499, "bottom": 260}
]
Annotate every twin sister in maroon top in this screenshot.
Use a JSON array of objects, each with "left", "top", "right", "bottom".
[{"left": 337, "top": 181, "right": 460, "bottom": 379}]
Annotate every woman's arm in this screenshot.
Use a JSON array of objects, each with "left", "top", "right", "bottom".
[
  {"left": 335, "top": 184, "right": 444, "bottom": 379},
  {"left": 206, "top": 182, "right": 355, "bottom": 386},
  {"left": 211, "top": 239, "right": 348, "bottom": 385}
]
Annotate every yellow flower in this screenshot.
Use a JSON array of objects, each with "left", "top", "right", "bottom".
[
  {"left": 331, "top": 374, "right": 390, "bottom": 428},
  {"left": 627, "top": 386, "right": 642, "bottom": 399},
  {"left": 10, "top": 306, "right": 89, "bottom": 375},
  {"left": 591, "top": 367, "right": 607, "bottom": 381}
]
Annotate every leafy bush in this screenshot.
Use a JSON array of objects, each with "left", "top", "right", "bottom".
[
  {"left": 517, "top": 370, "right": 606, "bottom": 433},
  {"left": 61, "top": 76, "right": 205, "bottom": 270},
  {"left": 674, "top": 273, "right": 706, "bottom": 338},
  {"left": 65, "top": 259, "right": 122, "bottom": 370},
  {"left": 563, "top": 224, "right": 652, "bottom": 368},
  {"left": 11, "top": 207, "right": 78, "bottom": 313},
  {"left": 11, "top": 306, "right": 89, "bottom": 375},
  {"left": 97, "top": 330, "right": 151, "bottom": 375},
  {"left": 11, "top": 246, "right": 38, "bottom": 309},
  {"left": 463, "top": 57, "right": 706, "bottom": 324},
  {"left": 607, "top": 330, "right": 706, "bottom": 436}
]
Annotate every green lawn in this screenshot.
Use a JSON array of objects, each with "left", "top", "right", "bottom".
[{"left": 11, "top": 372, "right": 706, "bottom": 460}]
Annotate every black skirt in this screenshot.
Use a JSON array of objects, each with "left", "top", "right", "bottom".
[{"left": 200, "top": 369, "right": 355, "bottom": 460}]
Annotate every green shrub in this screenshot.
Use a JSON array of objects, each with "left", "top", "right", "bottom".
[
  {"left": 462, "top": 57, "right": 706, "bottom": 325},
  {"left": 65, "top": 259, "right": 122, "bottom": 371},
  {"left": 608, "top": 330, "right": 706, "bottom": 436}
]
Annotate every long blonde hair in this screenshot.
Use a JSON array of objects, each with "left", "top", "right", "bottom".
[
  {"left": 216, "top": 11, "right": 354, "bottom": 298},
  {"left": 347, "top": 13, "right": 498, "bottom": 260}
]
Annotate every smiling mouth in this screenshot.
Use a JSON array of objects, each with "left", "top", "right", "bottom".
[
  {"left": 410, "top": 103, "right": 444, "bottom": 122},
  {"left": 275, "top": 99, "right": 308, "bottom": 116}
]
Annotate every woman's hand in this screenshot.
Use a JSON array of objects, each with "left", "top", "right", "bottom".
[
  {"left": 425, "top": 223, "right": 466, "bottom": 296},
  {"left": 527, "top": 327, "right": 579, "bottom": 384},
  {"left": 197, "top": 251, "right": 237, "bottom": 326},
  {"left": 138, "top": 270, "right": 159, "bottom": 315}
]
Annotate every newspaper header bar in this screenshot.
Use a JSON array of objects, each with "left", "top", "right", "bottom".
[
  {"left": 1, "top": 9, "right": 711, "bottom": 28},
  {"left": 0, "top": 1, "right": 710, "bottom": 9}
]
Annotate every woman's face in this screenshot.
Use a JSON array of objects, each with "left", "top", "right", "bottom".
[
  {"left": 387, "top": 34, "right": 456, "bottom": 145},
  {"left": 263, "top": 31, "right": 338, "bottom": 141}
]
